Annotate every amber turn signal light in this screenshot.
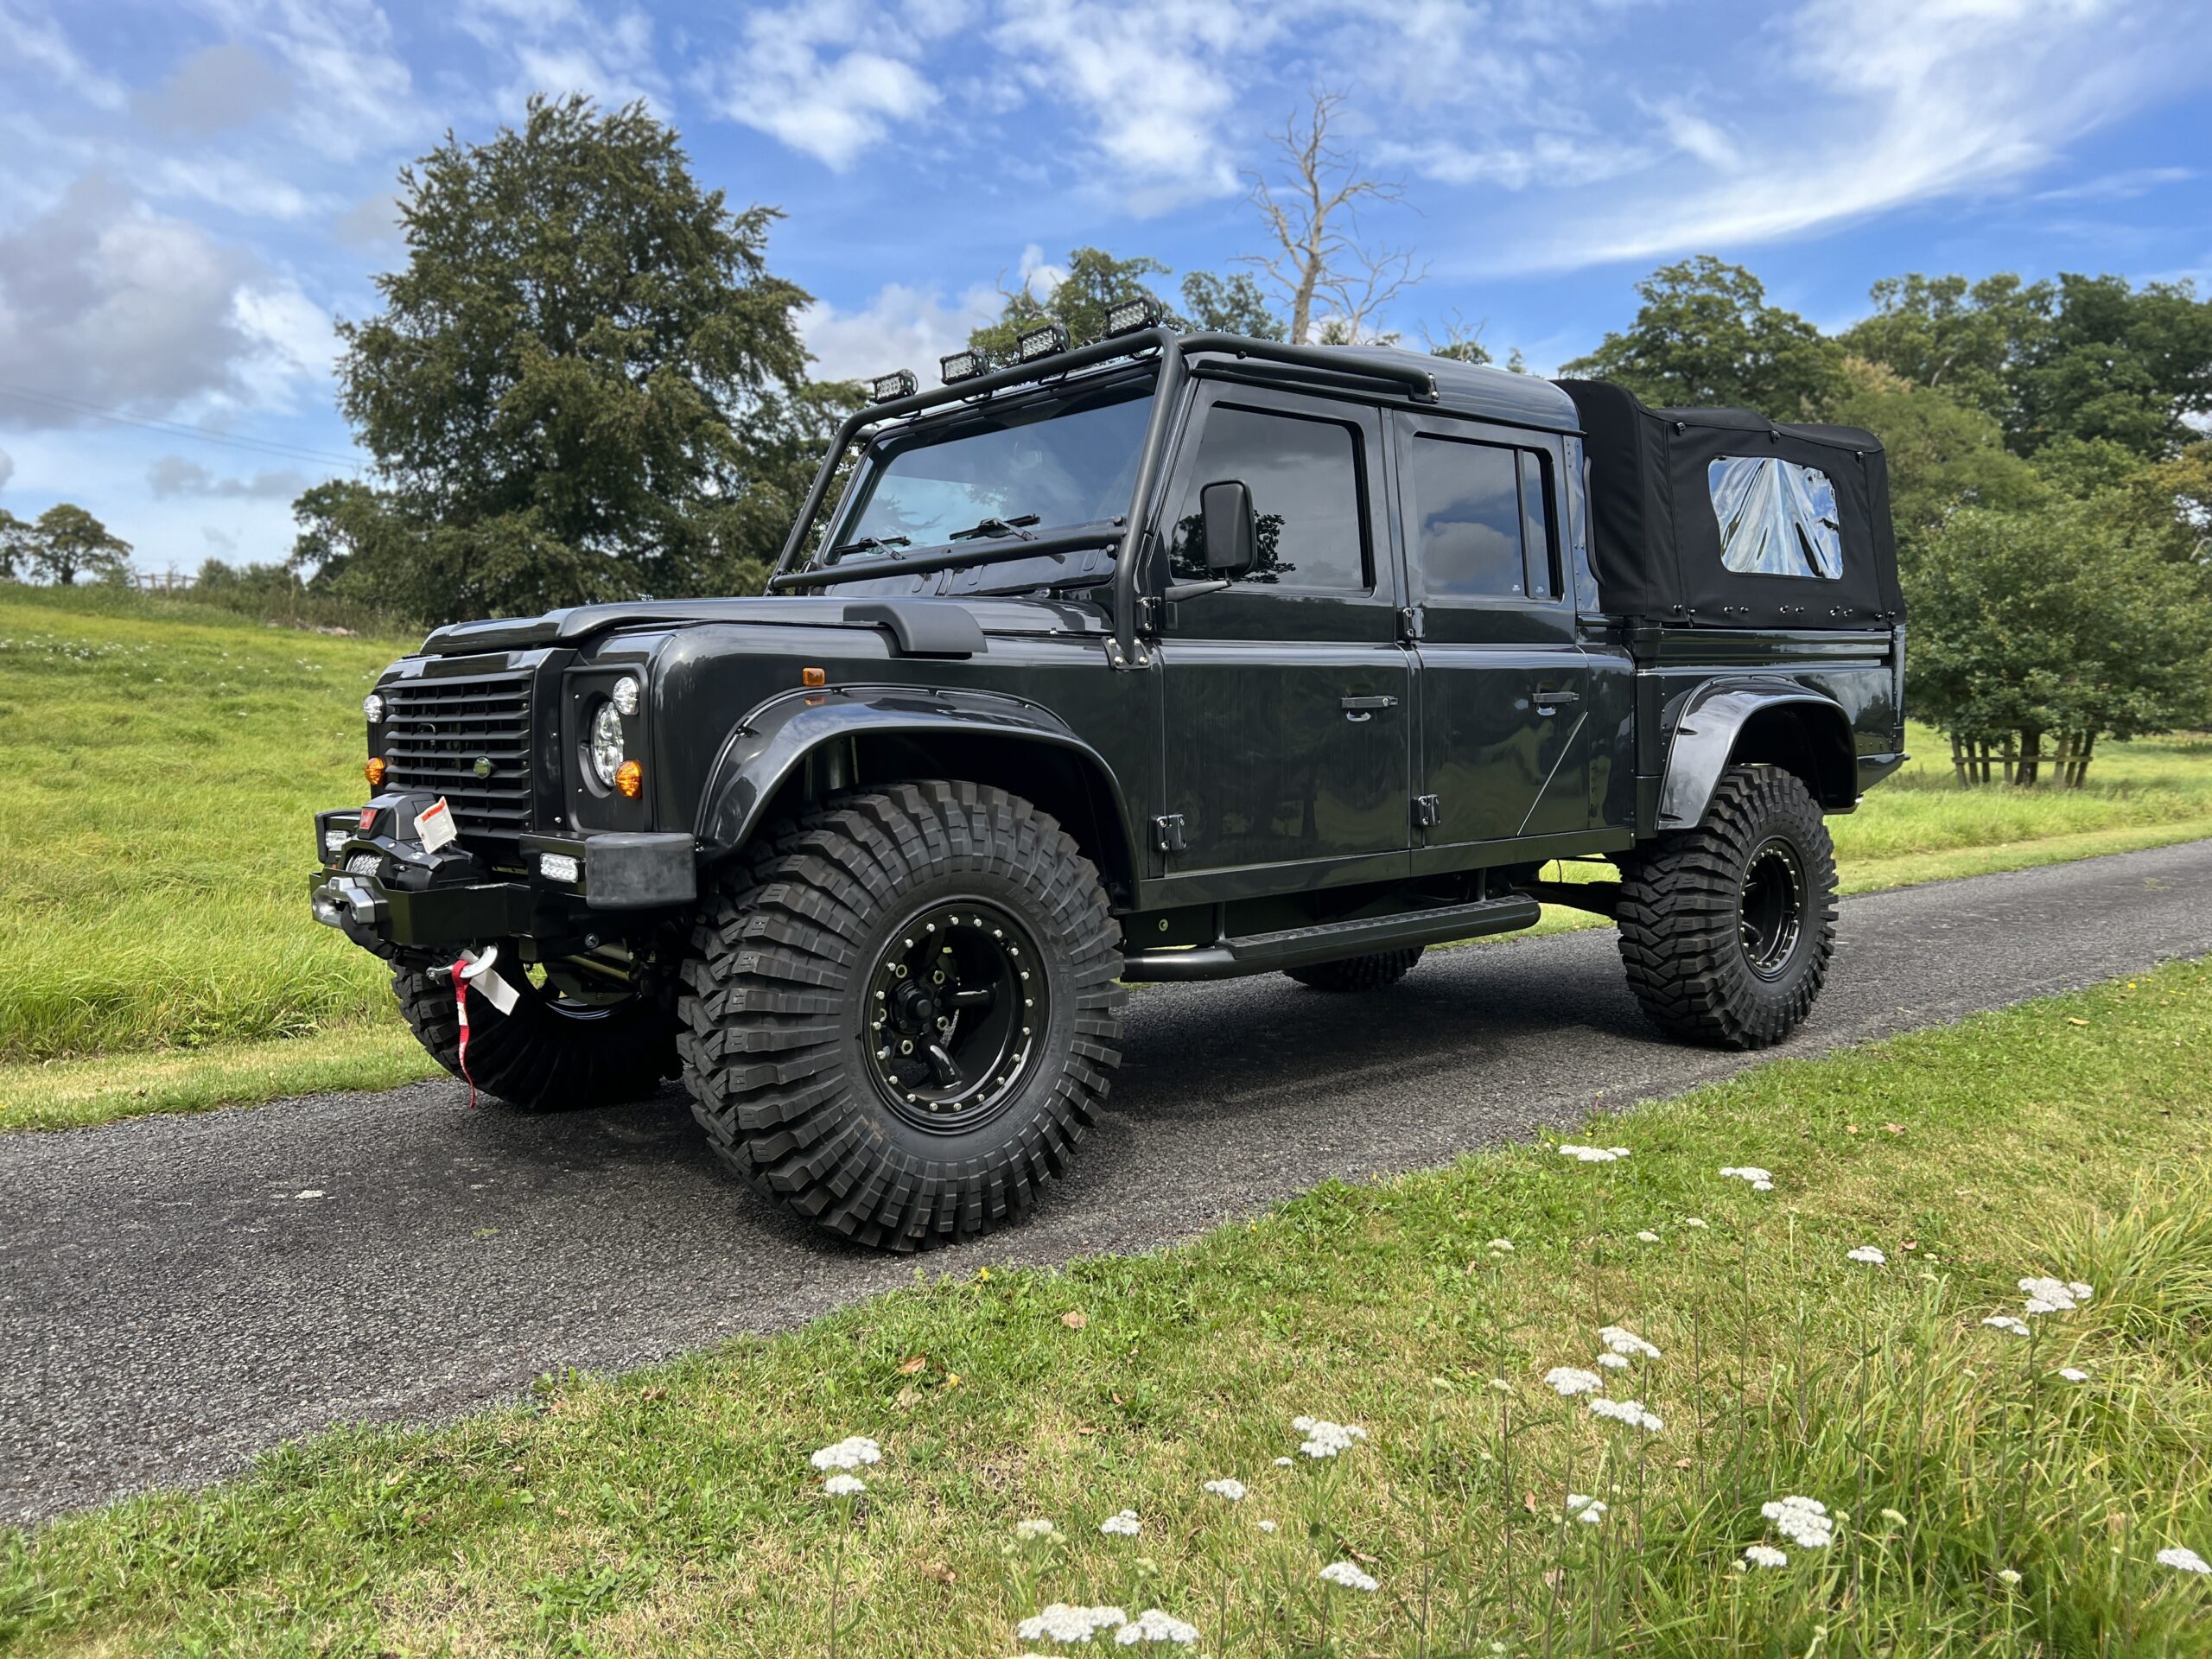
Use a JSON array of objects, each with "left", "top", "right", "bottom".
[
  {"left": 364, "top": 756, "right": 386, "bottom": 786},
  {"left": 801, "top": 666, "right": 827, "bottom": 687},
  {"left": 614, "top": 760, "right": 643, "bottom": 799}
]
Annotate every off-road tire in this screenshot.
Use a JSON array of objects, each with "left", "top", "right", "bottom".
[
  {"left": 1616, "top": 764, "right": 1838, "bottom": 1050},
  {"left": 392, "top": 957, "right": 680, "bottom": 1110},
  {"left": 677, "top": 780, "right": 1126, "bottom": 1250},
  {"left": 1284, "top": 947, "right": 1425, "bottom": 992}
]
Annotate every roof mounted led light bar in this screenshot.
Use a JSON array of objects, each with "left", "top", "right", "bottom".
[
  {"left": 867, "top": 368, "right": 917, "bottom": 403},
  {"left": 1014, "top": 320, "right": 1071, "bottom": 362},
  {"left": 1103, "top": 296, "right": 1166, "bottom": 337},
  {"left": 938, "top": 347, "right": 991, "bottom": 385}
]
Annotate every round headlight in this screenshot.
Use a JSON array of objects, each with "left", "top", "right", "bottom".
[
  {"left": 611, "top": 675, "right": 640, "bottom": 717},
  {"left": 363, "top": 692, "right": 385, "bottom": 722},
  {"left": 589, "top": 702, "right": 626, "bottom": 788}
]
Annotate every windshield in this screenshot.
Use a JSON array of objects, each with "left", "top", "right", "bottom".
[{"left": 829, "top": 382, "right": 1153, "bottom": 558}]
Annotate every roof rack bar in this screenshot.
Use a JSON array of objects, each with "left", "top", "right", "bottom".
[{"left": 1174, "top": 332, "right": 1440, "bottom": 404}]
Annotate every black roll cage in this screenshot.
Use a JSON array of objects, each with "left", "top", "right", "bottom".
[{"left": 766, "top": 328, "right": 1442, "bottom": 664}]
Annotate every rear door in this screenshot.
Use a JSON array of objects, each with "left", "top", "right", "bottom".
[
  {"left": 1154, "top": 384, "right": 1410, "bottom": 894},
  {"left": 1394, "top": 414, "right": 1592, "bottom": 855}
]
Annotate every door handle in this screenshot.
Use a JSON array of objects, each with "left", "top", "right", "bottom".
[
  {"left": 1340, "top": 694, "right": 1399, "bottom": 723},
  {"left": 1534, "top": 689, "right": 1581, "bottom": 710}
]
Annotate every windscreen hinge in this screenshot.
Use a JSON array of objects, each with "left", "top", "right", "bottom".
[
  {"left": 1412, "top": 794, "right": 1442, "bottom": 830},
  {"left": 1398, "top": 604, "right": 1426, "bottom": 641},
  {"left": 1151, "top": 814, "right": 1187, "bottom": 855}
]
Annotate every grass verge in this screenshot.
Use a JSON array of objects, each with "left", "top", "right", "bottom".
[{"left": 6, "top": 959, "right": 2209, "bottom": 1655}]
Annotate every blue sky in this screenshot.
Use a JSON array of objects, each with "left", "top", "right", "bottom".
[{"left": 2, "top": 0, "right": 2209, "bottom": 575}]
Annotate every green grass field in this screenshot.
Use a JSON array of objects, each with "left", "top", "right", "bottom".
[
  {"left": 3, "top": 582, "right": 2211, "bottom": 1133},
  {"left": 5, "top": 960, "right": 2208, "bottom": 1656}
]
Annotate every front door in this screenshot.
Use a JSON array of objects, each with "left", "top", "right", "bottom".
[
  {"left": 1155, "top": 385, "right": 1409, "bottom": 893},
  {"left": 1395, "top": 415, "right": 1592, "bottom": 854}
]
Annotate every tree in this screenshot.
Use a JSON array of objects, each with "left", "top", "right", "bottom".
[
  {"left": 967, "top": 247, "right": 1179, "bottom": 359},
  {"left": 1815, "top": 356, "right": 2041, "bottom": 551},
  {"left": 1179, "top": 270, "right": 1284, "bottom": 340},
  {"left": 0, "top": 508, "right": 28, "bottom": 582},
  {"left": 1843, "top": 270, "right": 2212, "bottom": 460},
  {"left": 1909, "top": 498, "right": 2212, "bottom": 785},
  {"left": 1240, "top": 87, "right": 1422, "bottom": 345},
  {"left": 23, "top": 504, "right": 132, "bottom": 586},
  {"left": 314, "top": 95, "right": 828, "bottom": 623},
  {"left": 1560, "top": 256, "right": 1844, "bottom": 416}
]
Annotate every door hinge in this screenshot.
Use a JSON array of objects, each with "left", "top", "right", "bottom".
[
  {"left": 1412, "top": 794, "right": 1441, "bottom": 830},
  {"left": 1151, "top": 814, "right": 1187, "bottom": 855},
  {"left": 1399, "top": 603, "right": 1426, "bottom": 641}
]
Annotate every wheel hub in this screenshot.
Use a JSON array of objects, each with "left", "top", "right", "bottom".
[
  {"left": 861, "top": 901, "right": 1046, "bottom": 1133},
  {"left": 1738, "top": 837, "right": 1806, "bottom": 980}
]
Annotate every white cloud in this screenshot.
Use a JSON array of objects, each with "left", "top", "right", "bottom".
[
  {"left": 149, "top": 454, "right": 308, "bottom": 499},
  {"left": 333, "top": 191, "right": 406, "bottom": 248},
  {"left": 134, "top": 42, "right": 294, "bottom": 136},
  {"left": 457, "top": 0, "right": 668, "bottom": 112},
  {"left": 800, "top": 280, "right": 1002, "bottom": 382},
  {"left": 2031, "top": 165, "right": 2197, "bottom": 205},
  {"left": 196, "top": 0, "right": 423, "bottom": 163},
  {"left": 1, "top": 0, "right": 126, "bottom": 111},
  {"left": 989, "top": 0, "right": 1266, "bottom": 211},
  {"left": 151, "top": 156, "right": 333, "bottom": 221},
  {"left": 706, "top": 0, "right": 943, "bottom": 171},
  {"left": 0, "top": 175, "right": 331, "bottom": 427},
  {"left": 0, "top": 444, "right": 12, "bottom": 491}
]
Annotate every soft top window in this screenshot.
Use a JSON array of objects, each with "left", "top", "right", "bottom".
[{"left": 1708, "top": 456, "right": 1842, "bottom": 580}]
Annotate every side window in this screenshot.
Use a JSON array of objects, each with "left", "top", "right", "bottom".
[
  {"left": 1519, "top": 449, "right": 1557, "bottom": 600},
  {"left": 1708, "top": 456, "right": 1842, "bottom": 579},
  {"left": 1407, "top": 433, "right": 1525, "bottom": 598},
  {"left": 1169, "top": 404, "right": 1367, "bottom": 589}
]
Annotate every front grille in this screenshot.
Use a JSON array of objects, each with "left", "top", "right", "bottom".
[{"left": 381, "top": 664, "right": 536, "bottom": 836}]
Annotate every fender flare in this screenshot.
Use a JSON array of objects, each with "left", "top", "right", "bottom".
[
  {"left": 1657, "top": 682, "right": 1855, "bottom": 830},
  {"left": 693, "top": 683, "right": 1141, "bottom": 880}
]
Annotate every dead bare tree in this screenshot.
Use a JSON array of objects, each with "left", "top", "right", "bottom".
[{"left": 1240, "top": 87, "right": 1425, "bottom": 346}]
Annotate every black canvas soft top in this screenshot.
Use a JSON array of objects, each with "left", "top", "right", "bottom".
[{"left": 1555, "top": 380, "right": 1904, "bottom": 629}]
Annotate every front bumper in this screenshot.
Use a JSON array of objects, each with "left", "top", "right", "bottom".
[{"left": 308, "top": 801, "right": 696, "bottom": 955}]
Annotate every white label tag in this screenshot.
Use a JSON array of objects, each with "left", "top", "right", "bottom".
[
  {"left": 415, "top": 797, "right": 458, "bottom": 853},
  {"left": 459, "top": 946, "right": 521, "bottom": 1014}
]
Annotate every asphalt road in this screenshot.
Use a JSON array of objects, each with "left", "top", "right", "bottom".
[{"left": 5, "top": 840, "right": 2211, "bottom": 1525}]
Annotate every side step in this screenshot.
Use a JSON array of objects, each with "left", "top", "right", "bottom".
[{"left": 1121, "top": 893, "right": 1542, "bottom": 983}]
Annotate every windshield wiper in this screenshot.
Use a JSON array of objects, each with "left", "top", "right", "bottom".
[
  {"left": 825, "top": 534, "right": 910, "bottom": 563},
  {"left": 947, "top": 512, "right": 1040, "bottom": 542}
]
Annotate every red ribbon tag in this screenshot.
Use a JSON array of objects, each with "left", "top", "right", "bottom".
[{"left": 451, "top": 957, "right": 476, "bottom": 1109}]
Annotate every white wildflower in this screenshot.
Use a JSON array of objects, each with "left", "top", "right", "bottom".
[
  {"left": 1566, "top": 1493, "right": 1608, "bottom": 1525},
  {"left": 1100, "top": 1509, "right": 1142, "bottom": 1536},
  {"left": 1743, "top": 1544, "right": 1789, "bottom": 1568},
  {"left": 1487, "top": 1238, "right": 1515, "bottom": 1252},
  {"left": 1114, "top": 1609, "right": 1200, "bottom": 1645},
  {"left": 1318, "top": 1560, "right": 1379, "bottom": 1592},
  {"left": 1014, "top": 1517, "right": 1059, "bottom": 1541},
  {"left": 2056, "top": 1366, "right": 2090, "bottom": 1382},
  {"left": 1599, "top": 1325, "right": 1662, "bottom": 1360},
  {"left": 1273, "top": 1456, "right": 1293, "bottom": 1466},
  {"left": 1489, "top": 1377, "right": 1513, "bottom": 1394},
  {"left": 1997, "top": 1568, "right": 2022, "bottom": 1586},
  {"left": 1719, "top": 1166, "right": 1775, "bottom": 1189},
  {"left": 2156, "top": 1546, "right": 2210, "bottom": 1574},
  {"left": 1293, "top": 1416, "right": 1368, "bottom": 1459},
  {"left": 2019, "top": 1276, "right": 2088, "bottom": 1314},
  {"left": 1847, "top": 1245, "right": 1886, "bottom": 1266},
  {"left": 1982, "top": 1315, "right": 2031, "bottom": 1336},
  {"left": 1636, "top": 1230, "right": 1661, "bottom": 1243},
  {"left": 1761, "top": 1495, "right": 1834, "bottom": 1549},
  {"left": 1595, "top": 1352, "right": 1630, "bottom": 1370},
  {"left": 1256, "top": 1519, "right": 1278, "bottom": 1534},
  {"left": 810, "top": 1435, "right": 882, "bottom": 1471},
  {"left": 1203, "top": 1478, "right": 1247, "bottom": 1502},
  {"left": 1682, "top": 1217, "right": 1709, "bottom": 1229},
  {"left": 822, "top": 1473, "right": 865, "bottom": 1497},
  {"left": 1588, "top": 1397, "right": 1663, "bottom": 1433},
  {"left": 1018, "top": 1604, "right": 1130, "bottom": 1643},
  {"left": 1543, "top": 1366, "right": 1605, "bottom": 1397},
  {"left": 1559, "top": 1144, "right": 1630, "bottom": 1163}
]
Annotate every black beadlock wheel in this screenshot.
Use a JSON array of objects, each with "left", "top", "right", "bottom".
[
  {"left": 1614, "top": 764, "right": 1839, "bottom": 1050},
  {"left": 1284, "top": 946, "right": 1426, "bottom": 993},
  {"left": 677, "top": 780, "right": 1126, "bottom": 1251},
  {"left": 391, "top": 953, "right": 679, "bottom": 1110}
]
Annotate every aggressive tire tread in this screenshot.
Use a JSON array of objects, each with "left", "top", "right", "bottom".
[{"left": 391, "top": 958, "right": 678, "bottom": 1111}]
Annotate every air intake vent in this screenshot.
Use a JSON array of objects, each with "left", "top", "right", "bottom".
[{"left": 380, "top": 664, "right": 535, "bottom": 836}]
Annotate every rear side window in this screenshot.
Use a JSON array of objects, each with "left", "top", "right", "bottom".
[
  {"left": 1708, "top": 456, "right": 1842, "bottom": 579},
  {"left": 1169, "top": 404, "right": 1367, "bottom": 590},
  {"left": 1408, "top": 433, "right": 1558, "bottom": 600}
]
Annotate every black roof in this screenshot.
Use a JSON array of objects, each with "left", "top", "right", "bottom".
[{"left": 1330, "top": 345, "right": 1583, "bottom": 430}]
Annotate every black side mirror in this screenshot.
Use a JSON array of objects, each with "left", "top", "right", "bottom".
[{"left": 1199, "top": 480, "right": 1257, "bottom": 581}]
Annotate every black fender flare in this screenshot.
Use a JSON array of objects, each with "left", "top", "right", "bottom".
[
  {"left": 693, "top": 683, "right": 1141, "bottom": 886},
  {"left": 1657, "top": 682, "right": 1856, "bottom": 830}
]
